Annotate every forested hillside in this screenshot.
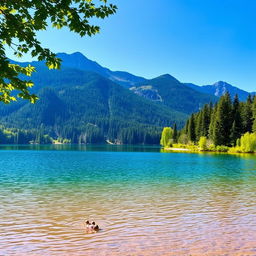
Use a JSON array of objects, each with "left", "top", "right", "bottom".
[
  {"left": 131, "top": 74, "right": 217, "bottom": 114},
  {"left": 183, "top": 93, "right": 256, "bottom": 146},
  {"left": 0, "top": 72, "right": 187, "bottom": 144},
  {"left": 161, "top": 93, "right": 256, "bottom": 152},
  {"left": 3, "top": 52, "right": 253, "bottom": 145}
]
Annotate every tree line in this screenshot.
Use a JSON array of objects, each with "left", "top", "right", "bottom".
[{"left": 161, "top": 93, "right": 256, "bottom": 152}]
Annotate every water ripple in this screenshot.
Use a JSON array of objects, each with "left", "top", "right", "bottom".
[{"left": 0, "top": 148, "right": 255, "bottom": 255}]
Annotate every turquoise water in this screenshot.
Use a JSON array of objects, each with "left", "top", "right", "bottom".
[{"left": 0, "top": 145, "right": 255, "bottom": 255}]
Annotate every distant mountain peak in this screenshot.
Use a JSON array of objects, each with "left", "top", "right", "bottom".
[
  {"left": 185, "top": 80, "right": 254, "bottom": 101},
  {"left": 213, "top": 81, "right": 232, "bottom": 87},
  {"left": 56, "top": 52, "right": 146, "bottom": 87},
  {"left": 158, "top": 73, "right": 179, "bottom": 81}
]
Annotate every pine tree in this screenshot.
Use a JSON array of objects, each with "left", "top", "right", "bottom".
[
  {"left": 252, "top": 96, "right": 256, "bottom": 133},
  {"left": 188, "top": 114, "right": 196, "bottom": 142},
  {"left": 213, "top": 92, "right": 233, "bottom": 146},
  {"left": 209, "top": 104, "right": 217, "bottom": 142},
  {"left": 230, "top": 94, "right": 242, "bottom": 145},
  {"left": 241, "top": 95, "right": 253, "bottom": 133},
  {"left": 173, "top": 123, "right": 178, "bottom": 143},
  {"left": 201, "top": 104, "right": 211, "bottom": 137},
  {"left": 195, "top": 111, "right": 203, "bottom": 141},
  {"left": 185, "top": 119, "right": 189, "bottom": 134}
]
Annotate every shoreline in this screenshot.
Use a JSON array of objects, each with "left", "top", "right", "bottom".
[
  {"left": 164, "top": 147, "right": 190, "bottom": 151},
  {"left": 163, "top": 147, "right": 256, "bottom": 154}
]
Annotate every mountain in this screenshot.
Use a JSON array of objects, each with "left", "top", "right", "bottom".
[
  {"left": 11, "top": 52, "right": 146, "bottom": 88},
  {"left": 185, "top": 81, "right": 255, "bottom": 101},
  {"left": 57, "top": 52, "right": 146, "bottom": 87},
  {"left": 5, "top": 52, "right": 252, "bottom": 144},
  {"left": 130, "top": 74, "right": 217, "bottom": 114},
  {"left": 0, "top": 70, "right": 187, "bottom": 144}
]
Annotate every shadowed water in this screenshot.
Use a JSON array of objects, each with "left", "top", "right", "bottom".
[{"left": 0, "top": 145, "right": 255, "bottom": 255}]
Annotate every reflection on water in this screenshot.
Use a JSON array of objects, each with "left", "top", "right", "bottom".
[
  {"left": 0, "top": 144, "right": 161, "bottom": 152},
  {"left": 0, "top": 146, "right": 255, "bottom": 255}
]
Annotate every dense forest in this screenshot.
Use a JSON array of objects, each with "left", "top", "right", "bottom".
[
  {"left": 0, "top": 126, "right": 52, "bottom": 144},
  {"left": 0, "top": 121, "right": 163, "bottom": 145},
  {"left": 161, "top": 93, "right": 256, "bottom": 152},
  {"left": 1, "top": 53, "right": 255, "bottom": 145},
  {"left": 0, "top": 71, "right": 188, "bottom": 145}
]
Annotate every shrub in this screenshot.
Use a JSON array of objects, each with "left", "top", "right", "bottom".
[
  {"left": 178, "top": 134, "right": 189, "bottom": 144},
  {"left": 160, "top": 127, "right": 173, "bottom": 147},
  {"left": 208, "top": 144, "right": 216, "bottom": 151},
  {"left": 239, "top": 132, "right": 256, "bottom": 153},
  {"left": 198, "top": 136, "right": 208, "bottom": 151},
  {"left": 215, "top": 145, "right": 229, "bottom": 152}
]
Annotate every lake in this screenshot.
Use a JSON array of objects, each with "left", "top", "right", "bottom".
[{"left": 0, "top": 145, "right": 255, "bottom": 255}]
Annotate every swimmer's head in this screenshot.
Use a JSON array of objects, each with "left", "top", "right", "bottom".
[
  {"left": 86, "top": 220, "right": 90, "bottom": 225},
  {"left": 92, "top": 221, "right": 95, "bottom": 225}
]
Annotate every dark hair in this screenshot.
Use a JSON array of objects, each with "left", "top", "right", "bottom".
[
  {"left": 86, "top": 220, "right": 90, "bottom": 224},
  {"left": 92, "top": 221, "right": 95, "bottom": 225}
]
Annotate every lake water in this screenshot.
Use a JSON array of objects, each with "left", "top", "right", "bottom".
[{"left": 0, "top": 145, "right": 256, "bottom": 255}]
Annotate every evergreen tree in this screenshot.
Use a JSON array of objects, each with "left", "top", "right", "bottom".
[
  {"left": 241, "top": 95, "right": 253, "bottom": 133},
  {"left": 212, "top": 92, "right": 233, "bottom": 146},
  {"left": 188, "top": 114, "right": 196, "bottom": 142},
  {"left": 181, "top": 93, "right": 256, "bottom": 148},
  {"left": 230, "top": 94, "right": 242, "bottom": 145},
  {"left": 173, "top": 123, "right": 178, "bottom": 143},
  {"left": 208, "top": 104, "right": 217, "bottom": 142},
  {"left": 185, "top": 119, "right": 189, "bottom": 134},
  {"left": 195, "top": 111, "right": 203, "bottom": 141},
  {"left": 252, "top": 96, "right": 256, "bottom": 133},
  {"left": 201, "top": 104, "right": 211, "bottom": 137}
]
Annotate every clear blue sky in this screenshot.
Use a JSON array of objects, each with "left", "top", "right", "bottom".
[{"left": 7, "top": 0, "right": 256, "bottom": 91}]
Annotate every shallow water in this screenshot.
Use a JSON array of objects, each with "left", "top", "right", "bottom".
[{"left": 0, "top": 145, "right": 255, "bottom": 255}]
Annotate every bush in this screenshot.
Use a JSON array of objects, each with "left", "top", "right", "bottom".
[
  {"left": 228, "top": 146, "right": 242, "bottom": 153},
  {"left": 208, "top": 144, "right": 216, "bottom": 151},
  {"left": 198, "top": 136, "right": 208, "bottom": 151},
  {"left": 160, "top": 127, "right": 173, "bottom": 147},
  {"left": 215, "top": 145, "right": 229, "bottom": 152},
  {"left": 178, "top": 134, "right": 189, "bottom": 144},
  {"left": 239, "top": 132, "right": 256, "bottom": 153}
]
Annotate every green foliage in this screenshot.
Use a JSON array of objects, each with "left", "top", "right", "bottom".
[
  {"left": 230, "top": 94, "right": 242, "bottom": 145},
  {"left": 173, "top": 123, "right": 178, "bottom": 143},
  {"left": 137, "top": 74, "right": 217, "bottom": 115},
  {"left": 0, "top": 0, "right": 117, "bottom": 103},
  {"left": 187, "top": 113, "right": 196, "bottom": 142},
  {"left": 177, "top": 93, "right": 256, "bottom": 152},
  {"left": 178, "top": 134, "right": 189, "bottom": 144},
  {"left": 215, "top": 145, "right": 229, "bottom": 152},
  {"left": 198, "top": 136, "right": 207, "bottom": 151},
  {"left": 239, "top": 132, "right": 256, "bottom": 153},
  {"left": 252, "top": 96, "right": 256, "bottom": 133},
  {"left": 160, "top": 127, "right": 173, "bottom": 147},
  {"left": 54, "top": 137, "right": 71, "bottom": 144},
  {"left": 0, "top": 125, "right": 53, "bottom": 144},
  {"left": 172, "top": 143, "right": 199, "bottom": 151},
  {"left": 212, "top": 92, "right": 233, "bottom": 146},
  {"left": 241, "top": 95, "right": 253, "bottom": 133},
  {"left": 0, "top": 71, "right": 187, "bottom": 145}
]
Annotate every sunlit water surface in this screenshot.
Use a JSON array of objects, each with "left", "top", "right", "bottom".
[{"left": 0, "top": 145, "right": 255, "bottom": 255}]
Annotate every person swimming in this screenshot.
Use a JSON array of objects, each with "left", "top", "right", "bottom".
[{"left": 85, "top": 220, "right": 100, "bottom": 232}]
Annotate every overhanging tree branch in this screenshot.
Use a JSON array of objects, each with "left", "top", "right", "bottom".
[{"left": 0, "top": 0, "right": 117, "bottom": 103}]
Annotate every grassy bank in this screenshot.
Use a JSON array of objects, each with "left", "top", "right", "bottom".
[{"left": 163, "top": 143, "right": 256, "bottom": 154}]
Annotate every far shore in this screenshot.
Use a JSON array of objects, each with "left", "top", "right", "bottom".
[
  {"left": 163, "top": 146, "right": 256, "bottom": 154},
  {"left": 164, "top": 147, "right": 190, "bottom": 151}
]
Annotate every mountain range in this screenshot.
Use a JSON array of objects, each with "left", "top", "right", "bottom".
[
  {"left": 2, "top": 52, "right": 254, "bottom": 144},
  {"left": 185, "top": 81, "right": 255, "bottom": 102}
]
